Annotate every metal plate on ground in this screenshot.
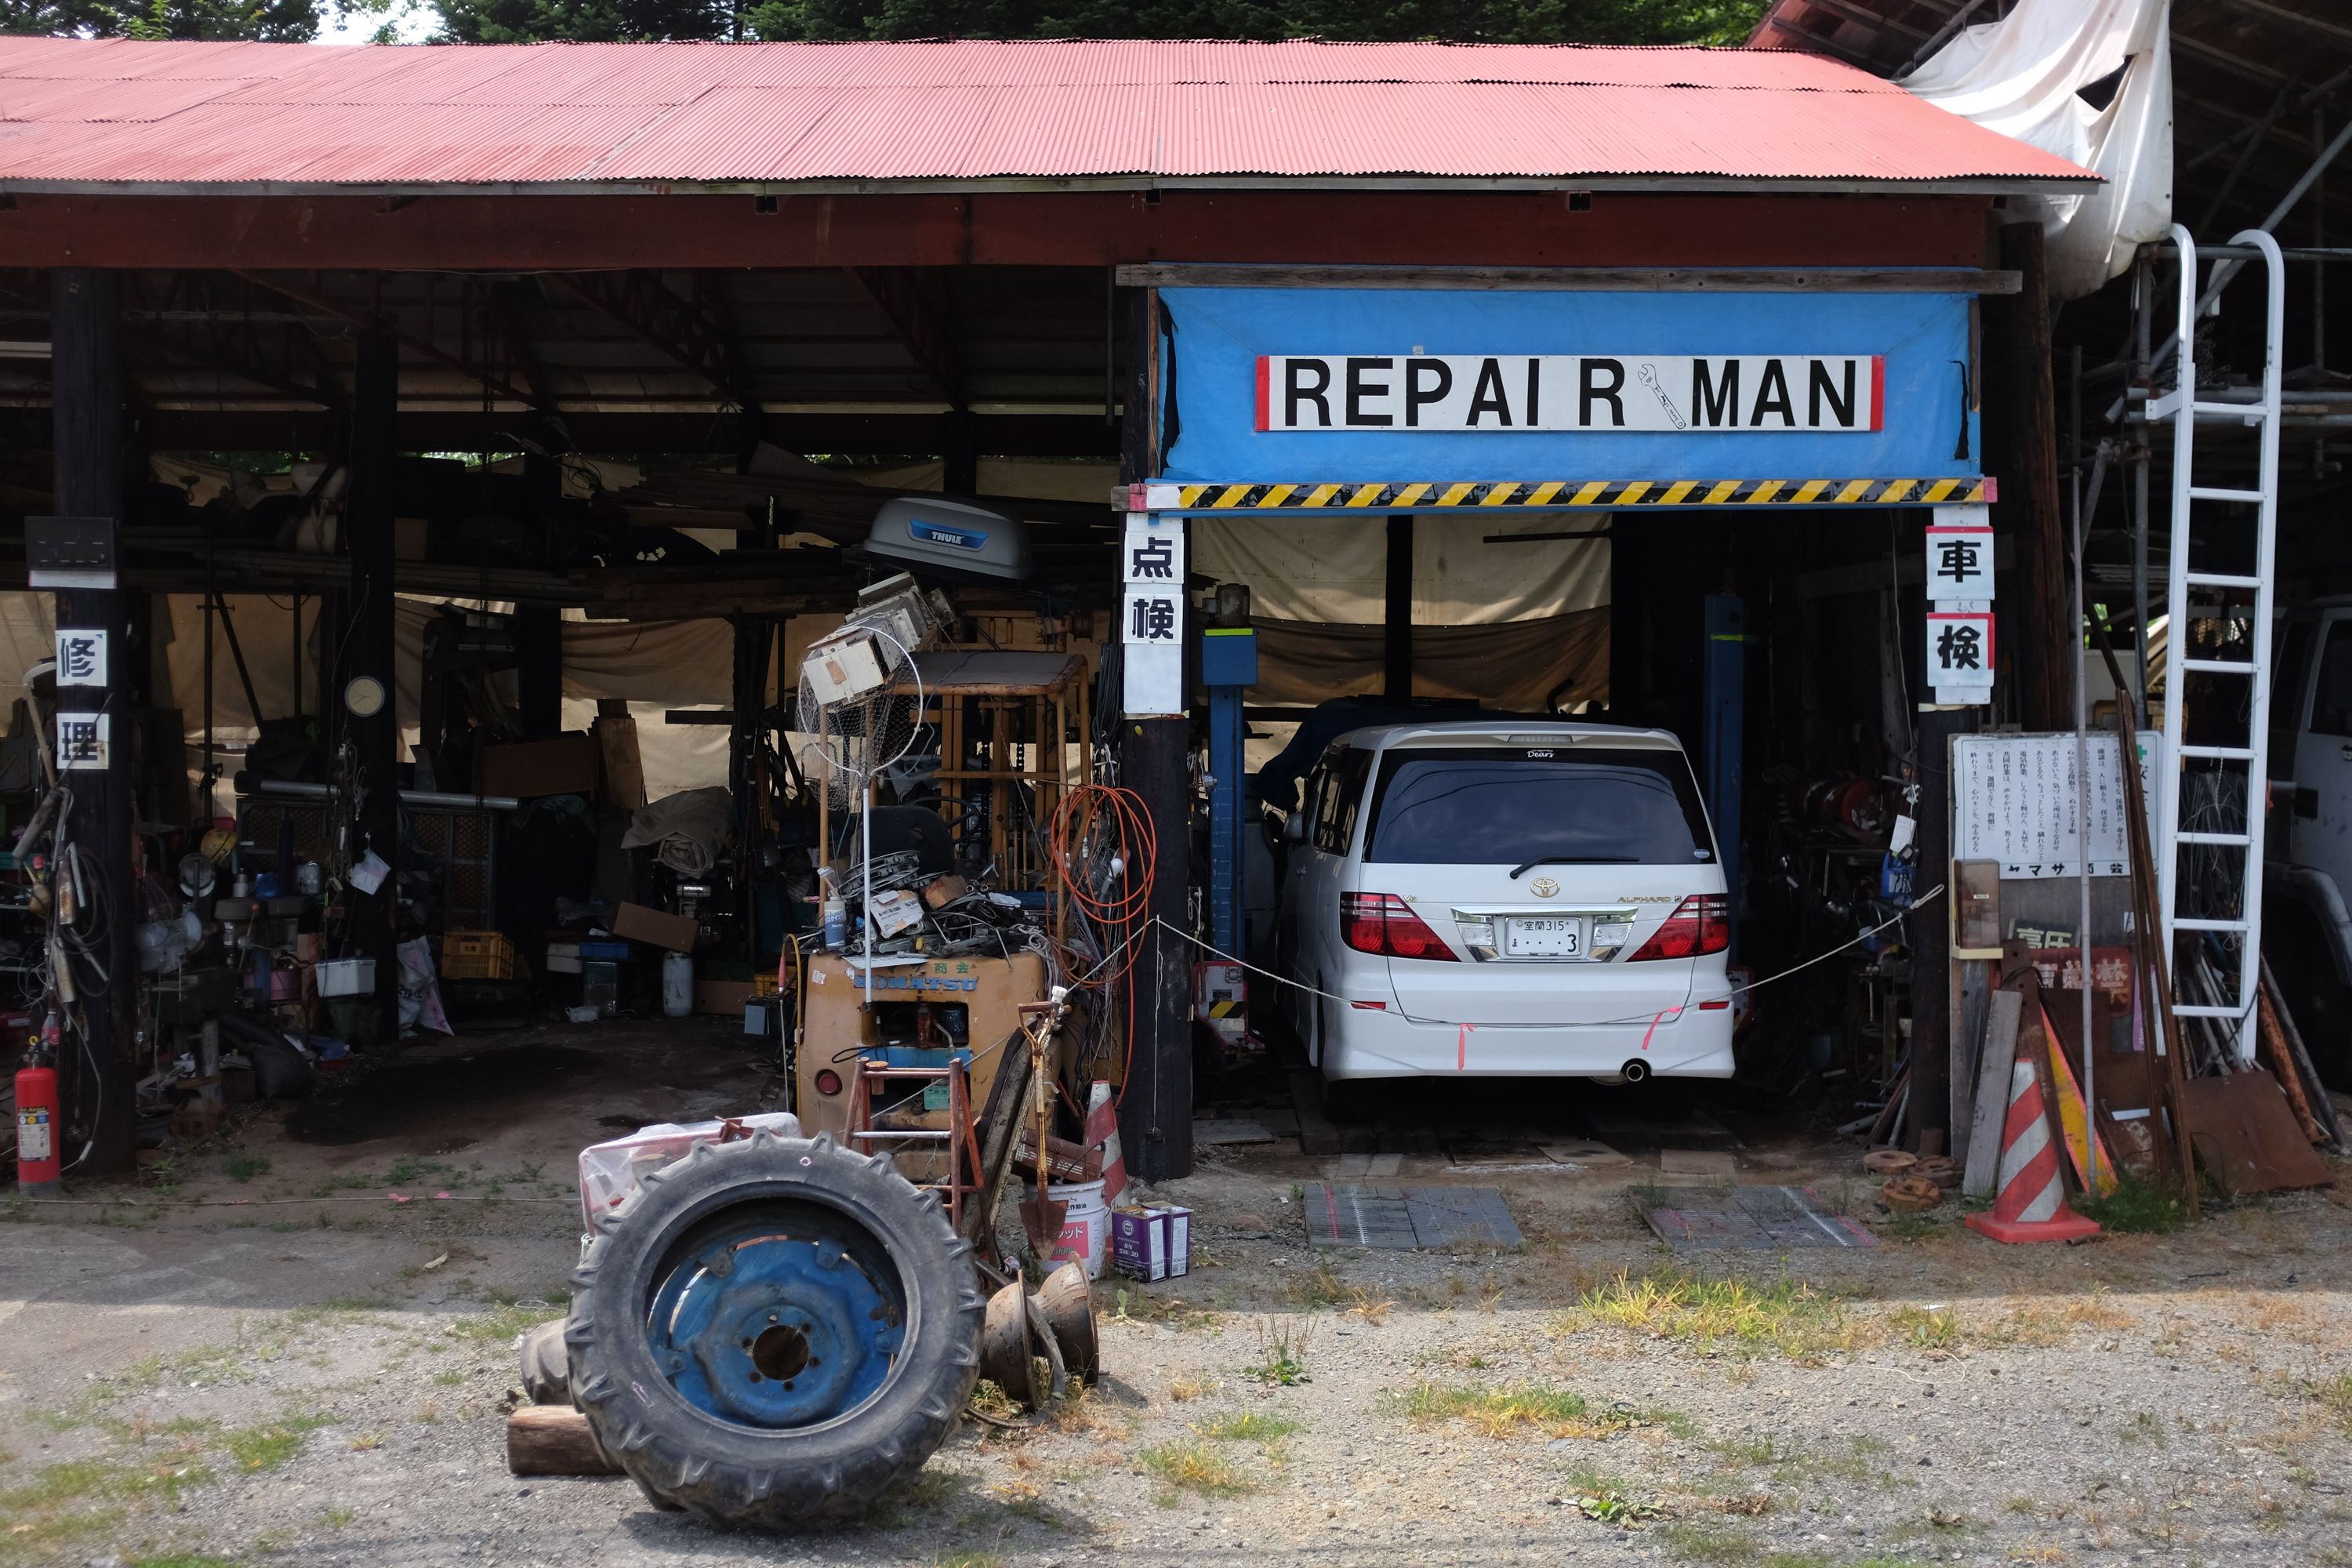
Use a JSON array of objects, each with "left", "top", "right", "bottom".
[
  {"left": 1638, "top": 1185, "right": 1875, "bottom": 1250},
  {"left": 1301, "top": 1184, "right": 1523, "bottom": 1250}
]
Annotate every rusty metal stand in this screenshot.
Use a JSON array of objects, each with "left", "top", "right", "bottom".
[{"left": 844, "top": 1057, "right": 982, "bottom": 1232}]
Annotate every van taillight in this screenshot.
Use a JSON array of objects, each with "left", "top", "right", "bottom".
[
  {"left": 1624, "top": 895, "right": 1730, "bottom": 961},
  {"left": 1341, "top": 893, "right": 1458, "bottom": 960}
]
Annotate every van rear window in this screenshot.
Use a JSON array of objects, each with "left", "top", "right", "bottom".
[{"left": 1362, "top": 748, "right": 1713, "bottom": 866}]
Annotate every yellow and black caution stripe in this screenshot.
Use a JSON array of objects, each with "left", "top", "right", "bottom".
[{"left": 1169, "top": 477, "right": 1994, "bottom": 511}]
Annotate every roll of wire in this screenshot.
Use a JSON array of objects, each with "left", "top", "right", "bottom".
[{"left": 1047, "top": 784, "right": 1156, "bottom": 1103}]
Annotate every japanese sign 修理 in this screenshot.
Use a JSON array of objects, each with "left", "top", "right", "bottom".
[
  {"left": 56, "top": 711, "right": 109, "bottom": 771},
  {"left": 1255, "top": 354, "right": 1884, "bottom": 434},
  {"left": 53, "top": 627, "right": 107, "bottom": 688}
]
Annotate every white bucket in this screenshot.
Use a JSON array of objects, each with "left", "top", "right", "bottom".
[
  {"left": 661, "top": 951, "right": 694, "bottom": 1018},
  {"left": 1045, "top": 1178, "right": 1109, "bottom": 1279}
]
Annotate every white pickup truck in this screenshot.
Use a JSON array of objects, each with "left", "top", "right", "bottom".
[{"left": 2264, "top": 595, "right": 2352, "bottom": 1087}]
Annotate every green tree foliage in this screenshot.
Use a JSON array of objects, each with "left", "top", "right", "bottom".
[
  {"left": 0, "top": 0, "right": 328, "bottom": 41},
  {"left": 426, "top": 0, "right": 1764, "bottom": 45},
  {"left": 437, "top": 0, "right": 744, "bottom": 42},
  {"left": 746, "top": 1, "right": 1766, "bottom": 45}
]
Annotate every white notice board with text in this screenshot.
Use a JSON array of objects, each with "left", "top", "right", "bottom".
[{"left": 1951, "top": 731, "right": 2165, "bottom": 880}]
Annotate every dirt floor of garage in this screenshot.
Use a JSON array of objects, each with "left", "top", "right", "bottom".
[{"left": 5, "top": 1020, "right": 2351, "bottom": 1568}]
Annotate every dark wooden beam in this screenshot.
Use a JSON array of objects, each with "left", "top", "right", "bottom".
[
  {"left": 343, "top": 329, "right": 401, "bottom": 1041},
  {"left": 49, "top": 265, "right": 139, "bottom": 1181},
  {"left": 117, "top": 407, "right": 1120, "bottom": 456},
  {"left": 231, "top": 269, "right": 539, "bottom": 409},
  {"left": 0, "top": 191, "right": 1997, "bottom": 272},
  {"left": 546, "top": 270, "right": 757, "bottom": 409},
  {"left": 848, "top": 266, "right": 964, "bottom": 408}
]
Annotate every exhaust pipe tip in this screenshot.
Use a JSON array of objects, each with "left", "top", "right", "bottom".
[{"left": 1621, "top": 1058, "right": 1650, "bottom": 1085}]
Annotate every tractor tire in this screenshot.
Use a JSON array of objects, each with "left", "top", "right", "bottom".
[
  {"left": 563, "top": 1131, "right": 984, "bottom": 1530},
  {"left": 517, "top": 1319, "right": 571, "bottom": 1406}
]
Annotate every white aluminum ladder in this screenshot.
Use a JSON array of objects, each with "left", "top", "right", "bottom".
[{"left": 2148, "top": 224, "right": 2285, "bottom": 1065}]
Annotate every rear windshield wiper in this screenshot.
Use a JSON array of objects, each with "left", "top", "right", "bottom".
[{"left": 1508, "top": 854, "right": 1637, "bottom": 878}]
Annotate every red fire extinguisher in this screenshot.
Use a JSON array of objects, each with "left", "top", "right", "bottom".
[{"left": 16, "top": 1018, "right": 61, "bottom": 1193}]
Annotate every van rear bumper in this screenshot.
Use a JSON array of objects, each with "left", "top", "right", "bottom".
[{"left": 1323, "top": 1003, "right": 1734, "bottom": 1081}]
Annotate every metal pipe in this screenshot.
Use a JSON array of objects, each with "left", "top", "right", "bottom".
[
  {"left": 251, "top": 778, "right": 519, "bottom": 811},
  {"left": 2132, "top": 252, "right": 2152, "bottom": 707},
  {"left": 2127, "top": 118, "right": 2352, "bottom": 409}
]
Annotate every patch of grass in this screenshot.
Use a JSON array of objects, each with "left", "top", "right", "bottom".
[
  {"left": 1994, "top": 1292, "right": 2133, "bottom": 1346},
  {"left": 1661, "top": 1520, "right": 1762, "bottom": 1563},
  {"left": 1167, "top": 1375, "right": 1214, "bottom": 1403},
  {"left": 1346, "top": 1285, "right": 1394, "bottom": 1325},
  {"left": 1248, "top": 1316, "right": 1314, "bottom": 1386},
  {"left": 935, "top": 1553, "right": 1004, "bottom": 1568},
  {"left": 2306, "top": 1372, "right": 2352, "bottom": 1435},
  {"left": 1197, "top": 1411, "right": 1299, "bottom": 1443},
  {"left": 433, "top": 1370, "right": 466, "bottom": 1386},
  {"left": 223, "top": 1150, "right": 271, "bottom": 1182},
  {"left": 1290, "top": 1264, "right": 1346, "bottom": 1309},
  {"left": 2074, "top": 1174, "right": 2192, "bottom": 1234},
  {"left": 1571, "top": 1270, "right": 1861, "bottom": 1363},
  {"left": 1138, "top": 1440, "right": 1258, "bottom": 1497},
  {"left": 446, "top": 1301, "right": 549, "bottom": 1344},
  {"left": 224, "top": 1415, "right": 328, "bottom": 1472},
  {"left": 968, "top": 1380, "right": 1023, "bottom": 1421},
  {"left": 2119, "top": 1410, "right": 2167, "bottom": 1447},
  {"left": 1398, "top": 1381, "right": 1607, "bottom": 1439},
  {"left": 1890, "top": 1305, "right": 1962, "bottom": 1350},
  {"left": 347, "top": 1432, "right": 383, "bottom": 1452},
  {"left": 325, "top": 1504, "right": 357, "bottom": 1527},
  {"left": 129, "top": 1556, "right": 241, "bottom": 1568},
  {"left": 1576, "top": 1489, "right": 1663, "bottom": 1526}
]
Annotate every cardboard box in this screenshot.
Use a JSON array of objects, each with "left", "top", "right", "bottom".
[
  {"left": 612, "top": 902, "right": 698, "bottom": 953},
  {"left": 593, "top": 699, "right": 647, "bottom": 811},
  {"left": 695, "top": 979, "right": 755, "bottom": 1016},
  {"left": 545, "top": 942, "right": 583, "bottom": 975},
  {"left": 1110, "top": 1204, "right": 1193, "bottom": 1282},
  {"left": 475, "top": 733, "right": 601, "bottom": 800}
]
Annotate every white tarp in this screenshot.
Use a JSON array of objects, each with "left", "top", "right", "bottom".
[{"left": 1904, "top": 0, "right": 2172, "bottom": 301}]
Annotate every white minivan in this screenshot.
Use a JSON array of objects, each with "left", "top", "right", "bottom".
[{"left": 1275, "top": 720, "right": 1736, "bottom": 1092}]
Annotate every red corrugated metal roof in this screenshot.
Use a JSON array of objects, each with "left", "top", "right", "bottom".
[{"left": 0, "top": 37, "right": 2096, "bottom": 191}]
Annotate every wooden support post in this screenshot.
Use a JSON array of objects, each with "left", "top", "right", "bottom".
[
  {"left": 1115, "top": 286, "right": 1192, "bottom": 1183},
  {"left": 49, "top": 267, "right": 137, "bottom": 1177},
  {"left": 1984, "top": 222, "right": 2070, "bottom": 731},
  {"left": 942, "top": 408, "right": 980, "bottom": 495},
  {"left": 1911, "top": 706, "right": 1971, "bottom": 1152},
  {"left": 1385, "top": 514, "right": 1414, "bottom": 701},
  {"left": 515, "top": 608, "right": 563, "bottom": 739},
  {"left": 343, "top": 330, "right": 401, "bottom": 1039}
]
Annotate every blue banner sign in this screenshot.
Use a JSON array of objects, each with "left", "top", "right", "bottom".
[{"left": 1159, "top": 285, "right": 1980, "bottom": 490}]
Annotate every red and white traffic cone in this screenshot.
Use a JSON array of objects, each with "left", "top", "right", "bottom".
[
  {"left": 1083, "top": 1080, "right": 1126, "bottom": 1208},
  {"left": 1964, "top": 1056, "right": 2101, "bottom": 1244}
]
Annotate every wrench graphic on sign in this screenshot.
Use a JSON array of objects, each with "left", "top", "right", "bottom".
[{"left": 1635, "top": 361, "right": 1688, "bottom": 430}]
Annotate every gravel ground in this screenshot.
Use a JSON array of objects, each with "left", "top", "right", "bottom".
[{"left": 4, "top": 1028, "right": 2350, "bottom": 1568}]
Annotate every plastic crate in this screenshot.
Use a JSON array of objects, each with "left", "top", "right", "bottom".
[{"left": 441, "top": 930, "right": 515, "bottom": 981}]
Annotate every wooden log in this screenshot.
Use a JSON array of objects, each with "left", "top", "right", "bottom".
[
  {"left": 506, "top": 1406, "right": 622, "bottom": 1477},
  {"left": 2261, "top": 954, "right": 2347, "bottom": 1149},
  {"left": 2256, "top": 983, "right": 2327, "bottom": 1145},
  {"left": 1962, "top": 987, "right": 2024, "bottom": 1200}
]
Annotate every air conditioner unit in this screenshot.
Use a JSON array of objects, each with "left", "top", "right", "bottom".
[{"left": 862, "top": 496, "right": 1031, "bottom": 583}]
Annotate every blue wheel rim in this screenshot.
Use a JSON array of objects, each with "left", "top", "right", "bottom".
[{"left": 644, "top": 1202, "right": 908, "bottom": 1429}]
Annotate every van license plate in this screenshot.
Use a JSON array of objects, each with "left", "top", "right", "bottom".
[{"left": 1505, "top": 918, "right": 1585, "bottom": 957}]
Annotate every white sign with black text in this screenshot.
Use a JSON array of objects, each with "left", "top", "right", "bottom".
[
  {"left": 1924, "top": 504, "right": 1994, "bottom": 604},
  {"left": 53, "top": 627, "right": 107, "bottom": 688},
  {"left": 1121, "top": 512, "right": 1185, "bottom": 717},
  {"left": 56, "top": 711, "right": 109, "bottom": 772},
  {"left": 1926, "top": 603, "right": 1994, "bottom": 699},
  {"left": 1255, "top": 354, "right": 1884, "bottom": 434},
  {"left": 1952, "top": 731, "right": 2165, "bottom": 879}
]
